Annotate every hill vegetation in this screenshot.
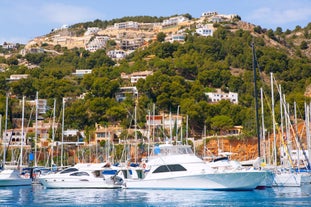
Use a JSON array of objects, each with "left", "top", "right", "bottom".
[{"left": 0, "top": 15, "right": 310, "bottom": 143}]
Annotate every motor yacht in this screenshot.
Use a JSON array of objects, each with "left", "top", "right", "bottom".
[
  {"left": 38, "top": 163, "right": 124, "bottom": 189},
  {"left": 122, "top": 143, "right": 266, "bottom": 190}
]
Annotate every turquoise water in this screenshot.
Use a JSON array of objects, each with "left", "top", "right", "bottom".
[{"left": 0, "top": 184, "right": 311, "bottom": 206}]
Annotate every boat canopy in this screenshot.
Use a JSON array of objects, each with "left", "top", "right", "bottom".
[{"left": 151, "top": 144, "right": 194, "bottom": 156}]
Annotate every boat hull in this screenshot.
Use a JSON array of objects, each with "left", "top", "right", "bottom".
[
  {"left": 125, "top": 171, "right": 265, "bottom": 190},
  {"left": 272, "top": 173, "right": 301, "bottom": 187},
  {"left": 0, "top": 170, "right": 32, "bottom": 186},
  {"left": 0, "top": 178, "right": 32, "bottom": 186},
  {"left": 39, "top": 177, "right": 122, "bottom": 189}
]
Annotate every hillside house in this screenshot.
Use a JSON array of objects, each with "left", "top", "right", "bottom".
[
  {"left": 146, "top": 113, "right": 183, "bottom": 131},
  {"left": 2, "top": 120, "right": 53, "bottom": 147},
  {"left": 167, "top": 34, "right": 185, "bottom": 43},
  {"left": 27, "top": 99, "right": 48, "bottom": 115},
  {"left": 7, "top": 74, "right": 29, "bottom": 81},
  {"left": 2, "top": 42, "right": 16, "bottom": 49},
  {"left": 84, "top": 27, "right": 100, "bottom": 36},
  {"left": 85, "top": 36, "right": 109, "bottom": 52},
  {"left": 196, "top": 23, "right": 214, "bottom": 36},
  {"left": 115, "top": 86, "right": 138, "bottom": 102},
  {"left": 107, "top": 50, "right": 126, "bottom": 59},
  {"left": 72, "top": 69, "right": 92, "bottom": 77},
  {"left": 93, "top": 124, "right": 123, "bottom": 144},
  {"left": 120, "top": 71, "right": 153, "bottom": 84},
  {"left": 131, "top": 71, "right": 153, "bottom": 84},
  {"left": 2, "top": 129, "right": 27, "bottom": 147},
  {"left": 114, "top": 21, "right": 139, "bottom": 30},
  {"left": 205, "top": 89, "right": 238, "bottom": 104},
  {"left": 162, "top": 16, "right": 189, "bottom": 26},
  {"left": 120, "top": 38, "right": 144, "bottom": 50},
  {"left": 201, "top": 11, "right": 218, "bottom": 17}
]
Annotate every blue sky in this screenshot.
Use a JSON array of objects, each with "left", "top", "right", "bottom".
[{"left": 1, "top": 0, "right": 311, "bottom": 44}]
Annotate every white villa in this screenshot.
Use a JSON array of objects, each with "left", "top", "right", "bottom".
[
  {"left": 107, "top": 50, "right": 127, "bottom": 59},
  {"left": 196, "top": 24, "right": 214, "bottom": 37},
  {"left": 205, "top": 89, "right": 238, "bottom": 104},
  {"left": 114, "top": 21, "right": 139, "bottom": 30},
  {"left": 162, "top": 16, "right": 189, "bottom": 26}
]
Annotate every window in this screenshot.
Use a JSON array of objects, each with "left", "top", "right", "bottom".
[
  {"left": 153, "top": 164, "right": 187, "bottom": 173},
  {"left": 70, "top": 171, "right": 89, "bottom": 176}
]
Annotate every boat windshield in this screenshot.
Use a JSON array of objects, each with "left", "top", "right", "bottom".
[
  {"left": 60, "top": 168, "right": 79, "bottom": 174},
  {"left": 152, "top": 144, "right": 193, "bottom": 156}
]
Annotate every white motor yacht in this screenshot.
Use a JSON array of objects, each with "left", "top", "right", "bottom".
[
  {"left": 38, "top": 163, "right": 124, "bottom": 189},
  {"left": 123, "top": 143, "right": 266, "bottom": 190}
]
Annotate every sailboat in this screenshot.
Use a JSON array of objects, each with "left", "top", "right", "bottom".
[
  {"left": 0, "top": 95, "right": 32, "bottom": 186},
  {"left": 268, "top": 74, "right": 302, "bottom": 187}
]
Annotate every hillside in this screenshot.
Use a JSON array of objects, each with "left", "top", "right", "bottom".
[
  {"left": 23, "top": 14, "right": 311, "bottom": 59},
  {"left": 0, "top": 13, "right": 310, "bottom": 162}
]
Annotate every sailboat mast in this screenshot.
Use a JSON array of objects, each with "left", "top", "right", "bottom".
[
  {"left": 260, "top": 88, "right": 266, "bottom": 163},
  {"left": 61, "top": 98, "right": 65, "bottom": 167},
  {"left": 34, "top": 91, "right": 38, "bottom": 166},
  {"left": 271, "top": 73, "right": 277, "bottom": 166},
  {"left": 2, "top": 93, "right": 8, "bottom": 168},
  {"left": 148, "top": 110, "right": 151, "bottom": 158},
  {"left": 176, "top": 106, "right": 180, "bottom": 142},
  {"left": 134, "top": 102, "right": 137, "bottom": 163},
  {"left": 252, "top": 42, "right": 261, "bottom": 158},
  {"left": 51, "top": 98, "right": 56, "bottom": 167},
  {"left": 152, "top": 103, "right": 155, "bottom": 144},
  {"left": 186, "top": 115, "right": 188, "bottom": 145},
  {"left": 20, "top": 96, "right": 25, "bottom": 168}
]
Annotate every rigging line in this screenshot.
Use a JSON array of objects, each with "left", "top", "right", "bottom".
[
  {"left": 276, "top": 83, "right": 310, "bottom": 168},
  {"left": 275, "top": 83, "right": 295, "bottom": 167}
]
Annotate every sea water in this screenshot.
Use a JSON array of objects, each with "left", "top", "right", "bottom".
[{"left": 0, "top": 184, "right": 311, "bottom": 206}]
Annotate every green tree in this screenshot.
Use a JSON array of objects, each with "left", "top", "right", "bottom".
[
  {"left": 300, "top": 41, "right": 308, "bottom": 50},
  {"left": 156, "top": 32, "right": 166, "bottom": 42},
  {"left": 210, "top": 115, "right": 233, "bottom": 134}
]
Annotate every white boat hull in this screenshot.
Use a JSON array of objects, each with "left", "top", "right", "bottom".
[
  {"left": 0, "top": 178, "right": 32, "bottom": 186},
  {"left": 0, "top": 170, "right": 32, "bottom": 186},
  {"left": 125, "top": 171, "right": 266, "bottom": 190},
  {"left": 272, "top": 173, "right": 301, "bottom": 187},
  {"left": 39, "top": 174, "right": 123, "bottom": 189}
]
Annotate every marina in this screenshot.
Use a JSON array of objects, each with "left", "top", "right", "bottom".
[
  {"left": 0, "top": 1, "right": 311, "bottom": 206},
  {"left": 0, "top": 184, "right": 311, "bottom": 206}
]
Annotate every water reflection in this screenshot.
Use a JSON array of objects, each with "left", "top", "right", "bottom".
[
  {"left": 0, "top": 186, "right": 31, "bottom": 206},
  {"left": 32, "top": 185, "right": 124, "bottom": 206},
  {"left": 0, "top": 185, "right": 310, "bottom": 206}
]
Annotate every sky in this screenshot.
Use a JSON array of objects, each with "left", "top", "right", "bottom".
[{"left": 1, "top": 0, "right": 311, "bottom": 44}]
